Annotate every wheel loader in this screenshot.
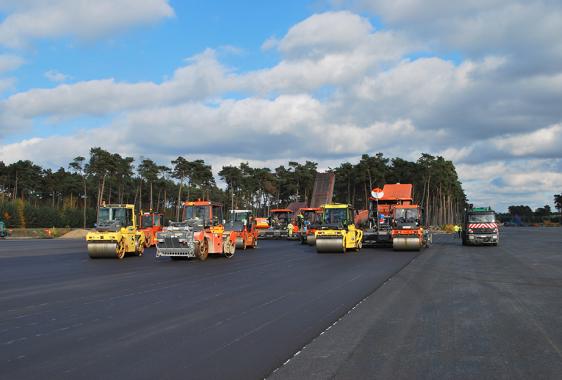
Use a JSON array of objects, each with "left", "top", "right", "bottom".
[
  {"left": 86, "top": 204, "right": 146, "bottom": 259},
  {"left": 156, "top": 200, "right": 236, "bottom": 260},
  {"left": 391, "top": 205, "right": 431, "bottom": 251},
  {"left": 315, "top": 203, "right": 363, "bottom": 253}
]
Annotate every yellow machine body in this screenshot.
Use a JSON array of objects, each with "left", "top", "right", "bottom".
[
  {"left": 315, "top": 203, "right": 363, "bottom": 253},
  {"left": 86, "top": 204, "right": 146, "bottom": 259}
]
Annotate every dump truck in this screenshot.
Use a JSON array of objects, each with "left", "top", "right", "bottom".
[
  {"left": 139, "top": 211, "right": 163, "bottom": 247},
  {"left": 86, "top": 204, "right": 146, "bottom": 259},
  {"left": 462, "top": 206, "right": 499, "bottom": 246},
  {"left": 224, "top": 209, "right": 258, "bottom": 249},
  {"left": 391, "top": 204, "right": 431, "bottom": 251},
  {"left": 156, "top": 200, "right": 236, "bottom": 260},
  {"left": 295, "top": 207, "right": 322, "bottom": 244},
  {"left": 259, "top": 208, "right": 293, "bottom": 239},
  {"left": 315, "top": 203, "right": 363, "bottom": 253},
  {"left": 361, "top": 184, "right": 413, "bottom": 247}
]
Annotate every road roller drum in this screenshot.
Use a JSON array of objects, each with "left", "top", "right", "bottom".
[
  {"left": 316, "top": 237, "right": 344, "bottom": 253},
  {"left": 88, "top": 242, "right": 123, "bottom": 258},
  {"left": 392, "top": 236, "right": 421, "bottom": 251},
  {"left": 235, "top": 237, "right": 245, "bottom": 249},
  {"left": 306, "top": 235, "right": 316, "bottom": 246}
]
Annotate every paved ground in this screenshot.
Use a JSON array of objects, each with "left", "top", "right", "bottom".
[
  {"left": 0, "top": 239, "right": 416, "bottom": 379},
  {"left": 272, "top": 228, "right": 562, "bottom": 380}
]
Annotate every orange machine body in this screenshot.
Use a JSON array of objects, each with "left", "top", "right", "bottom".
[
  {"left": 296, "top": 207, "right": 322, "bottom": 243},
  {"left": 183, "top": 200, "right": 236, "bottom": 255},
  {"left": 225, "top": 210, "right": 258, "bottom": 249},
  {"left": 361, "top": 183, "right": 414, "bottom": 247},
  {"left": 139, "top": 212, "right": 164, "bottom": 247}
]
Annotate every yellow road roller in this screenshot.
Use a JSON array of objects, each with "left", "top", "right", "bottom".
[
  {"left": 86, "top": 204, "right": 146, "bottom": 259},
  {"left": 315, "top": 203, "right": 363, "bottom": 253}
]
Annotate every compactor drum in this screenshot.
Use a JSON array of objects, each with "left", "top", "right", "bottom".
[
  {"left": 391, "top": 205, "right": 431, "bottom": 251},
  {"left": 315, "top": 204, "right": 363, "bottom": 253},
  {"left": 86, "top": 204, "right": 146, "bottom": 259},
  {"left": 156, "top": 200, "right": 236, "bottom": 261}
]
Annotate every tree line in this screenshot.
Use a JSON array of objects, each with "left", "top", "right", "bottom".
[
  {"left": 0, "top": 148, "right": 468, "bottom": 228},
  {"left": 498, "top": 198, "right": 562, "bottom": 225}
]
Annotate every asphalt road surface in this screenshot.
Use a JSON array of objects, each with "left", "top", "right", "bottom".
[
  {"left": 0, "top": 238, "right": 416, "bottom": 379},
  {"left": 273, "top": 227, "right": 562, "bottom": 379}
]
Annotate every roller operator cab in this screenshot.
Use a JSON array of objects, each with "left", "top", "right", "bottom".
[
  {"left": 315, "top": 204, "right": 363, "bottom": 253},
  {"left": 224, "top": 210, "right": 258, "bottom": 249},
  {"left": 86, "top": 204, "right": 146, "bottom": 259},
  {"left": 391, "top": 205, "right": 431, "bottom": 251},
  {"left": 462, "top": 207, "right": 499, "bottom": 246},
  {"left": 156, "top": 201, "right": 236, "bottom": 260}
]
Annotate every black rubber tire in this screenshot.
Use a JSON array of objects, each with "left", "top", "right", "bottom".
[{"left": 197, "top": 239, "right": 209, "bottom": 261}]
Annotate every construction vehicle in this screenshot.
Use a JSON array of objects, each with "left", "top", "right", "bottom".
[
  {"left": 391, "top": 204, "right": 431, "bottom": 251},
  {"left": 255, "top": 217, "right": 269, "bottom": 229},
  {"left": 294, "top": 207, "right": 322, "bottom": 244},
  {"left": 156, "top": 200, "right": 236, "bottom": 260},
  {"left": 86, "top": 204, "right": 146, "bottom": 259},
  {"left": 139, "top": 211, "right": 164, "bottom": 247},
  {"left": 224, "top": 209, "right": 258, "bottom": 249},
  {"left": 259, "top": 208, "right": 293, "bottom": 239},
  {"left": 462, "top": 206, "right": 499, "bottom": 246},
  {"left": 361, "top": 184, "right": 413, "bottom": 247},
  {"left": 0, "top": 219, "right": 7, "bottom": 239},
  {"left": 315, "top": 203, "right": 363, "bottom": 253}
]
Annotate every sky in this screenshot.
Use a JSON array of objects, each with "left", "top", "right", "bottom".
[{"left": 0, "top": 0, "right": 561, "bottom": 212}]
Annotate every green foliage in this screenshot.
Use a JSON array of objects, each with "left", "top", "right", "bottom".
[
  {"left": 0, "top": 148, "right": 470, "bottom": 226},
  {"left": 331, "top": 153, "right": 467, "bottom": 225}
]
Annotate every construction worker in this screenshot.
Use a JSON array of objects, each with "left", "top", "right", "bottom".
[
  {"left": 453, "top": 224, "right": 461, "bottom": 238},
  {"left": 287, "top": 221, "right": 293, "bottom": 238}
]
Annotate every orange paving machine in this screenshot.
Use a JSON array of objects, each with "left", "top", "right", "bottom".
[{"left": 156, "top": 200, "right": 236, "bottom": 260}]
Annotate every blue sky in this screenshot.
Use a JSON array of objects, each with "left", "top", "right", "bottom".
[{"left": 1, "top": 0, "right": 562, "bottom": 211}]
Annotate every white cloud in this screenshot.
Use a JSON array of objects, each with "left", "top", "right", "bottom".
[
  {"left": 0, "top": 49, "right": 233, "bottom": 132},
  {"left": 494, "top": 124, "right": 562, "bottom": 158},
  {"left": 278, "top": 11, "right": 373, "bottom": 58},
  {"left": 44, "top": 69, "right": 70, "bottom": 83},
  {"left": 0, "top": 0, "right": 174, "bottom": 48},
  {"left": 1, "top": 7, "right": 562, "bottom": 211},
  {"left": 0, "top": 54, "right": 24, "bottom": 73}
]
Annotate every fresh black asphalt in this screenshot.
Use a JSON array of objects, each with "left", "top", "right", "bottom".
[
  {"left": 0, "top": 238, "right": 416, "bottom": 379},
  {"left": 272, "top": 228, "right": 562, "bottom": 379}
]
